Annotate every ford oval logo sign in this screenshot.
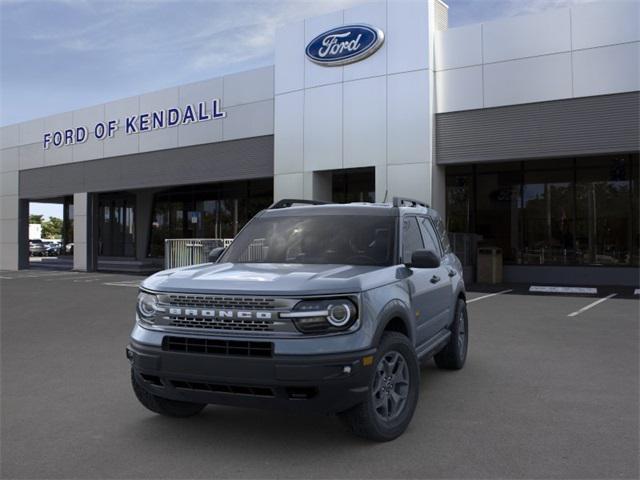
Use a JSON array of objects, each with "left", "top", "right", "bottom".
[{"left": 306, "top": 24, "right": 384, "bottom": 66}]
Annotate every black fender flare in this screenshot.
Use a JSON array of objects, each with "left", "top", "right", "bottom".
[{"left": 371, "top": 299, "right": 414, "bottom": 347}]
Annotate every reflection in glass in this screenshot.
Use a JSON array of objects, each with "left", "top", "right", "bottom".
[
  {"left": 522, "top": 169, "right": 574, "bottom": 265},
  {"left": 444, "top": 154, "right": 639, "bottom": 267},
  {"left": 97, "top": 193, "right": 136, "bottom": 257},
  {"left": 332, "top": 168, "right": 375, "bottom": 203},
  {"left": 148, "top": 179, "right": 273, "bottom": 258}
]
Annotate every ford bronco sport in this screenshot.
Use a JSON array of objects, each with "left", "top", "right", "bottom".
[{"left": 127, "top": 197, "right": 468, "bottom": 441}]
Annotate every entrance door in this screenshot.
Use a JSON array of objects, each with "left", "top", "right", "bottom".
[{"left": 98, "top": 193, "right": 136, "bottom": 257}]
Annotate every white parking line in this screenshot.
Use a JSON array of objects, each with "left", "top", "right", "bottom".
[
  {"left": 530, "top": 285, "right": 598, "bottom": 294},
  {"left": 72, "top": 276, "right": 116, "bottom": 283},
  {"left": 23, "top": 271, "right": 78, "bottom": 278},
  {"left": 567, "top": 294, "right": 617, "bottom": 317},
  {"left": 467, "top": 289, "right": 513, "bottom": 304},
  {"left": 104, "top": 281, "right": 140, "bottom": 288}
]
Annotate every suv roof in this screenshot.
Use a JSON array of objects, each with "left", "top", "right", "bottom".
[{"left": 261, "top": 197, "right": 439, "bottom": 218}]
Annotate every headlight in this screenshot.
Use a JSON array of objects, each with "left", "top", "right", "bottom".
[
  {"left": 137, "top": 291, "right": 158, "bottom": 324},
  {"left": 281, "top": 298, "right": 358, "bottom": 334}
]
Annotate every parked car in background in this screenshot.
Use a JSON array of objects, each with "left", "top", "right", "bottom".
[
  {"left": 29, "top": 239, "right": 47, "bottom": 257},
  {"left": 65, "top": 243, "right": 74, "bottom": 254},
  {"left": 44, "top": 241, "right": 62, "bottom": 256}
]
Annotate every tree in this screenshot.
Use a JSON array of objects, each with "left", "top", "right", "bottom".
[
  {"left": 29, "top": 214, "right": 44, "bottom": 224},
  {"left": 41, "top": 217, "right": 63, "bottom": 239}
]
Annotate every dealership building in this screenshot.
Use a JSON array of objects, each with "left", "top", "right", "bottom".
[{"left": 0, "top": 0, "right": 638, "bottom": 285}]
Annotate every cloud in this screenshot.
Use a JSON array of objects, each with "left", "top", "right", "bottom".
[{"left": 0, "top": 0, "right": 615, "bottom": 126}]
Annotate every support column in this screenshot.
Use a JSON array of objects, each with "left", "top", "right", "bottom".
[
  {"left": 303, "top": 171, "right": 332, "bottom": 202},
  {"left": 0, "top": 166, "right": 20, "bottom": 270},
  {"left": 430, "top": 164, "right": 446, "bottom": 213},
  {"left": 73, "top": 192, "right": 97, "bottom": 272},
  {"left": 17, "top": 199, "right": 29, "bottom": 269}
]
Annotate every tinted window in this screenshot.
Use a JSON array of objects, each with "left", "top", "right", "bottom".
[
  {"left": 220, "top": 215, "right": 396, "bottom": 266},
  {"left": 402, "top": 217, "right": 424, "bottom": 262},
  {"left": 419, "top": 217, "right": 441, "bottom": 256}
]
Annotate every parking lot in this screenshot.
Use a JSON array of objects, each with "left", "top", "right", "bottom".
[{"left": 1, "top": 269, "right": 638, "bottom": 479}]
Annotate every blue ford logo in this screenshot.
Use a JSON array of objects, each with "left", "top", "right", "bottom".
[{"left": 306, "top": 24, "right": 384, "bottom": 66}]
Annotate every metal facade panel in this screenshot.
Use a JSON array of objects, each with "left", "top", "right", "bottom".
[
  {"left": 19, "top": 135, "right": 274, "bottom": 199},
  {"left": 435, "top": 92, "right": 640, "bottom": 164}
]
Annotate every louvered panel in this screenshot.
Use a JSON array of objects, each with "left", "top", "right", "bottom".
[{"left": 435, "top": 92, "right": 640, "bottom": 164}]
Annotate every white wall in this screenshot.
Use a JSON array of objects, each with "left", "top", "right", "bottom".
[
  {"left": 274, "top": 0, "right": 438, "bottom": 205},
  {"left": 0, "top": 66, "right": 275, "bottom": 175},
  {"left": 435, "top": 1, "right": 640, "bottom": 112}
]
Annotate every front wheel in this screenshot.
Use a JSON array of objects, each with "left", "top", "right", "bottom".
[
  {"left": 434, "top": 298, "right": 468, "bottom": 370},
  {"left": 339, "top": 332, "right": 420, "bottom": 442},
  {"left": 131, "top": 369, "right": 206, "bottom": 417}
]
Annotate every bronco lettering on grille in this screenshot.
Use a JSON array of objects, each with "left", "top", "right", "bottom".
[{"left": 167, "top": 308, "right": 273, "bottom": 320}]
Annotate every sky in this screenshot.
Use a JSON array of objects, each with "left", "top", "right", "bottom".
[
  {"left": 0, "top": 0, "right": 601, "bottom": 128},
  {"left": 2, "top": 0, "right": 598, "bottom": 220}
]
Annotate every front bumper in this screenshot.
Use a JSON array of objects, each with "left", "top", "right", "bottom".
[{"left": 127, "top": 339, "right": 376, "bottom": 414}]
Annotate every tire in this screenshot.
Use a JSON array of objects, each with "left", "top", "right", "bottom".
[
  {"left": 434, "top": 298, "right": 468, "bottom": 370},
  {"left": 131, "top": 369, "right": 206, "bottom": 418},
  {"left": 339, "top": 332, "right": 420, "bottom": 442}
]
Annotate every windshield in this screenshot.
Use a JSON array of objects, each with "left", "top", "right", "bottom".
[{"left": 220, "top": 214, "right": 397, "bottom": 266}]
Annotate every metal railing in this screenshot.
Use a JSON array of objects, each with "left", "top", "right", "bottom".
[{"left": 164, "top": 238, "right": 233, "bottom": 269}]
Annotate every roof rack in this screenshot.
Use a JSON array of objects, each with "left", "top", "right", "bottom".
[
  {"left": 269, "top": 198, "right": 332, "bottom": 209},
  {"left": 392, "top": 196, "right": 430, "bottom": 209}
]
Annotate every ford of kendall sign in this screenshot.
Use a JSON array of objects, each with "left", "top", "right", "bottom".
[
  {"left": 42, "top": 98, "right": 225, "bottom": 149},
  {"left": 305, "top": 24, "right": 384, "bottom": 66}
]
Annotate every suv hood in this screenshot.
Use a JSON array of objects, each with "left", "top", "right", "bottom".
[{"left": 142, "top": 262, "right": 398, "bottom": 295}]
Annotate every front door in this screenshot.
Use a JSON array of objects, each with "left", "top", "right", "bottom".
[{"left": 402, "top": 217, "right": 450, "bottom": 346}]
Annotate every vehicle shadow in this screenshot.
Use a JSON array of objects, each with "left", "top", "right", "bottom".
[{"left": 123, "top": 361, "right": 452, "bottom": 452}]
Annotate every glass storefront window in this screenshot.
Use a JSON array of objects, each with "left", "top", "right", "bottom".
[
  {"left": 522, "top": 168, "right": 574, "bottom": 265},
  {"left": 445, "top": 165, "right": 473, "bottom": 233},
  {"left": 475, "top": 166, "right": 522, "bottom": 263},
  {"left": 445, "top": 154, "right": 639, "bottom": 267},
  {"left": 98, "top": 193, "right": 136, "bottom": 257},
  {"left": 332, "top": 168, "right": 375, "bottom": 203},
  {"left": 575, "top": 156, "right": 633, "bottom": 265},
  {"left": 148, "top": 179, "right": 273, "bottom": 258},
  {"left": 632, "top": 154, "right": 639, "bottom": 266}
]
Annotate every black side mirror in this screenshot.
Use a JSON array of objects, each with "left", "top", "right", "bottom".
[
  {"left": 407, "top": 249, "right": 440, "bottom": 269},
  {"left": 208, "top": 247, "right": 225, "bottom": 263}
]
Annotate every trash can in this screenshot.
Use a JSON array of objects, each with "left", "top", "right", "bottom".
[{"left": 477, "top": 247, "right": 503, "bottom": 284}]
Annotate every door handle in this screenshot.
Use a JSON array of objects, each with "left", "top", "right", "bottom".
[
  {"left": 430, "top": 275, "right": 441, "bottom": 284},
  {"left": 448, "top": 269, "right": 457, "bottom": 277}
]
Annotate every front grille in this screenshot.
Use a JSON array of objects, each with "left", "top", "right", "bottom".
[
  {"left": 168, "top": 316, "right": 274, "bottom": 332},
  {"left": 166, "top": 294, "right": 278, "bottom": 310},
  {"left": 171, "top": 380, "right": 274, "bottom": 397},
  {"left": 162, "top": 336, "right": 273, "bottom": 357}
]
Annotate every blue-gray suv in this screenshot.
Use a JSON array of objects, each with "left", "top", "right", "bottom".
[{"left": 127, "top": 197, "right": 468, "bottom": 441}]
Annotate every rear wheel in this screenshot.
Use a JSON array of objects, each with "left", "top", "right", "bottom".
[
  {"left": 339, "top": 332, "right": 419, "bottom": 442},
  {"left": 434, "top": 298, "right": 468, "bottom": 370},
  {"left": 131, "top": 369, "right": 206, "bottom": 417}
]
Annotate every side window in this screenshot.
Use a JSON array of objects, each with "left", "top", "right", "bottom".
[
  {"left": 435, "top": 217, "right": 452, "bottom": 254},
  {"left": 402, "top": 217, "right": 424, "bottom": 262},
  {"left": 419, "top": 217, "right": 441, "bottom": 256}
]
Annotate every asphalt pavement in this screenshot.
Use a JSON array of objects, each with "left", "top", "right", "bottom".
[{"left": 1, "top": 269, "right": 638, "bottom": 479}]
